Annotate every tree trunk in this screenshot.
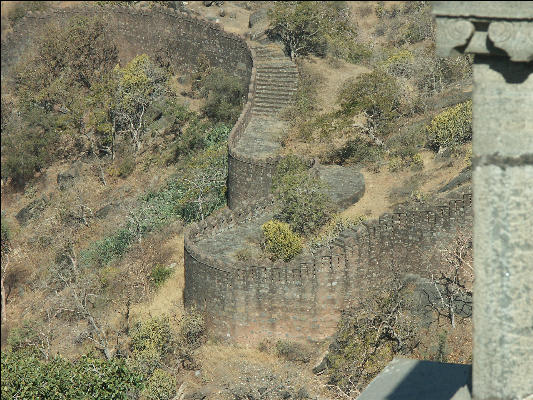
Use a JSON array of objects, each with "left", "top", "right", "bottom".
[{"left": 1, "top": 256, "right": 8, "bottom": 323}]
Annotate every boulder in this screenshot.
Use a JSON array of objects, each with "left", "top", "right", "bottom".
[{"left": 57, "top": 163, "right": 80, "bottom": 191}]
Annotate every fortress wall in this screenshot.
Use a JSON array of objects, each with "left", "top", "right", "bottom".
[
  {"left": 1, "top": 5, "right": 252, "bottom": 86},
  {"left": 183, "top": 193, "right": 473, "bottom": 343}
]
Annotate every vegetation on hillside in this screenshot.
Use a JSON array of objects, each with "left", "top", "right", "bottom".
[{"left": 0, "top": 1, "right": 476, "bottom": 398}]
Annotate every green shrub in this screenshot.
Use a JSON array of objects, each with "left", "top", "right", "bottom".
[
  {"left": 425, "top": 101, "right": 472, "bottom": 152},
  {"left": 261, "top": 220, "right": 303, "bottom": 262},
  {"left": 275, "top": 340, "right": 310, "bottom": 363},
  {"left": 379, "top": 49, "right": 415, "bottom": 78},
  {"left": 197, "top": 68, "right": 245, "bottom": 124},
  {"left": 172, "top": 119, "right": 231, "bottom": 160},
  {"left": 178, "top": 310, "right": 206, "bottom": 349},
  {"left": 410, "top": 153, "right": 424, "bottom": 170},
  {"left": 325, "top": 134, "right": 385, "bottom": 166},
  {"left": 272, "top": 155, "right": 309, "bottom": 189},
  {"left": 140, "top": 368, "right": 177, "bottom": 400},
  {"left": 1, "top": 350, "right": 144, "bottom": 400},
  {"left": 130, "top": 316, "right": 173, "bottom": 356},
  {"left": 337, "top": 71, "right": 401, "bottom": 136},
  {"left": 118, "top": 156, "right": 136, "bottom": 178},
  {"left": 272, "top": 156, "right": 333, "bottom": 236},
  {"left": 80, "top": 228, "right": 135, "bottom": 268},
  {"left": 150, "top": 265, "right": 174, "bottom": 288}
]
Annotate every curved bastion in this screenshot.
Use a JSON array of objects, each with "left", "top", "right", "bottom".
[{"left": 184, "top": 193, "right": 473, "bottom": 343}]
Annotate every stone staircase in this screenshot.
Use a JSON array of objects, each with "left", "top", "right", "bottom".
[{"left": 251, "top": 45, "right": 298, "bottom": 117}]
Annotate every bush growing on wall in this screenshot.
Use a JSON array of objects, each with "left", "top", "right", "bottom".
[
  {"left": 425, "top": 100, "right": 472, "bottom": 152},
  {"left": 273, "top": 163, "right": 334, "bottom": 236},
  {"left": 261, "top": 220, "right": 303, "bottom": 262}
]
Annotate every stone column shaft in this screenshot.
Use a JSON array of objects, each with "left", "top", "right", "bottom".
[
  {"left": 433, "top": 2, "right": 533, "bottom": 399},
  {"left": 472, "top": 56, "right": 533, "bottom": 400}
]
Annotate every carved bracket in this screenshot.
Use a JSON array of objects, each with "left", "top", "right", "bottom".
[
  {"left": 434, "top": 7, "right": 533, "bottom": 62},
  {"left": 488, "top": 21, "right": 533, "bottom": 62},
  {"left": 436, "top": 18, "right": 475, "bottom": 58}
]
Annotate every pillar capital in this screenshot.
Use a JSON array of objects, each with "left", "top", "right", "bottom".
[{"left": 432, "top": 1, "right": 533, "bottom": 62}]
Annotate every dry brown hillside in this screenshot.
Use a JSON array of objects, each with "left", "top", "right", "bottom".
[{"left": 1, "top": 2, "right": 473, "bottom": 399}]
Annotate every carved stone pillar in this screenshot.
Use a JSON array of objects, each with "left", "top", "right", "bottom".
[{"left": 433, "top": 2, "right": 533, "bottom": 400}]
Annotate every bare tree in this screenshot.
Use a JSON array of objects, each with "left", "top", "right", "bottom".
[
  {"left": 50, "top": 242, "right": 115, "bottom": 360},
  {"left": 1, "top": 219, "right": 12, "bottom": 323},
  {"left": 426, "top": 231, "right": 473, "bottom": 328}
]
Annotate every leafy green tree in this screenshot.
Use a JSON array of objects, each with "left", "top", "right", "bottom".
[
  {"left": 338, "top": 71, "right": 401, "bottom": 137},
  {"left": 273, "top": 156, "right": 334, "bottom": 236},
  {"left": 267, "top": 1, "right": 356, "bottom": 59}
]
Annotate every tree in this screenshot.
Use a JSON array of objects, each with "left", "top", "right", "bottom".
[
  {"left": 112, "top": 54, "right": 168, "bottom": 153},
  {"left": 48, "top": 241, "right": 115, "bottom": 360},
  {"left": 1, "top": 216, "right": 12, "bottom": 323},
  {"left": 272, "top": 157, "right": 334, "bottom": 236},
  {"left": 267, "top": 1, "right": 355, "bottom": 59},
  {"left": 337, "top": 71, "right": 401, "bottom": 137},
  {"left": 425, "top": 231, "right": 473, "bottom": 328}
]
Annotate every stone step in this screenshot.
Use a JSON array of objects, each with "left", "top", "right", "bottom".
[
  {"left": 255, "top": 89, "right": 298, "bottom": 97},
  {"left": 255, "top": 93, "right": 293, "bottom": 101},
  {"left": 251, "top": 109, "right": 282, "bottom": 117},
  {"left": 253, "top": 104, "right": 289, "bottom": 112},
  {"left": 253, "top": 101, "right": 292, "bottom": 110},
  {"left": 256, "top": 67, "right": 298, "bottom": 73},
  {"left": 256, "top": 71, "right": 299, "bottom": 78},
  {"left": 255, "top": 85, "right": 298, "bottom": 93},
  {"left": 256, "top": 68, "right": 298, "bottom": 75},
  {"left": 256, "top": 65, "right": 297, "bottom": 71},
  {"left": 255, "top": 75, "right": 299, "bottom": 83}
]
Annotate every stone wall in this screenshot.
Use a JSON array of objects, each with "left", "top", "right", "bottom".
[
  {"left": 1, "top": 4, "right": 252, "bottom": 84},
  {"left": 184, "top": 193, "right": 473, "bottom": 343}
]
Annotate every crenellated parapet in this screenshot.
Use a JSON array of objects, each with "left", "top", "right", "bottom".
[{"left": 183, "top": 191, "right": 473, "bottom": 343}]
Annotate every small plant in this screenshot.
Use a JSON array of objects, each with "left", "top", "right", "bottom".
[
  {"left": 275, "top": 340, "right": 310, "bottom": 363},
  {"left": 433, "top": 330, "right": 449, "bottom": 362},
  {"left": 234, "top": 247, "right": 253, "bottom": 262},
  {"left": 261, "top": 220, "right": 303, "bottom": 262},
  {"left": 178, "top": 310, "right": 206, "bottom": 349},
  {"left": 425, "top": 101, "right": 472, "bottom": 153},
  {"left": 150, "top": 264, "right": 173, "bottom": 288},
  {"left": 257, "top": 339, "right": 272, "bottom": 353},
  {"left": 387, "top": 156, "right": 404, "bottom": 172},
  {"left": 140, "top": 368, "right": 177, "bottom": 400},
  {"left": 464, "top": 147, "right": 472, "bottom": 167},
  {"left": 118, "top": 156, "right": 136, "bottom": 178},
  {"left": 410, "top": 153, "right": 424, "bottom": 170}
]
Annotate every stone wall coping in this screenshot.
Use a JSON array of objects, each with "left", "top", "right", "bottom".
[{"left": 184, "top": 191, "right": 473, "bottom": 282}]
